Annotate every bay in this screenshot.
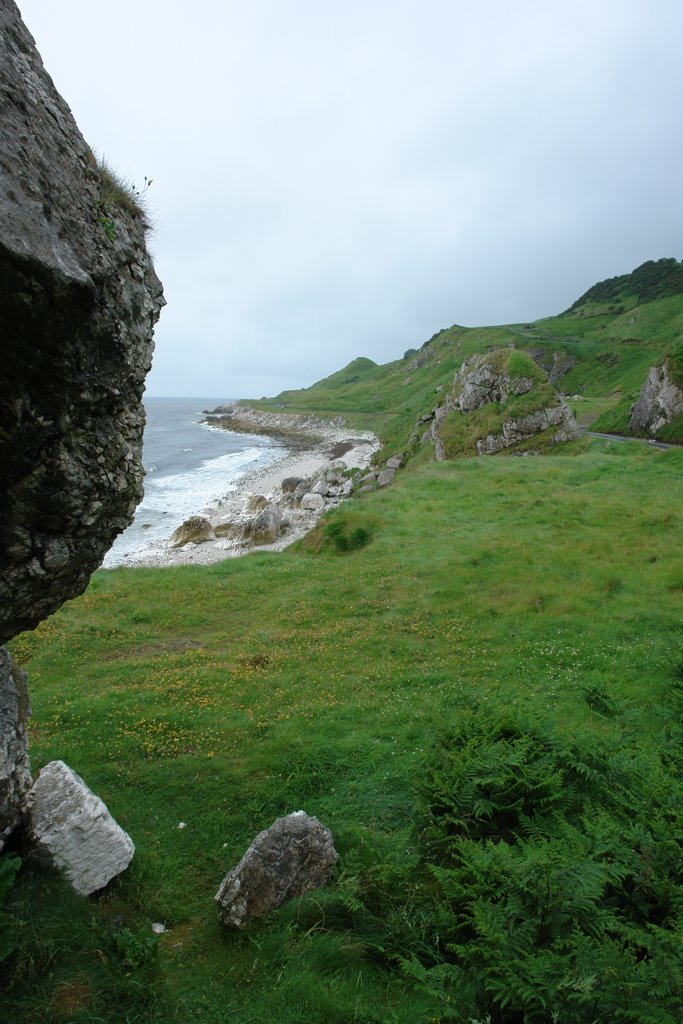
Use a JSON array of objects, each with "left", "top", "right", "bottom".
[{"left": 103, "top": 397, "right": 283, "bottom": 567}]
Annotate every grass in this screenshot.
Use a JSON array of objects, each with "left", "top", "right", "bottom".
[
  {"left": 94, "top": 156, "right": 152, "bottom": 239},
  {"left": 3, "top": 439, "right": 683, "bottom": 1022}
]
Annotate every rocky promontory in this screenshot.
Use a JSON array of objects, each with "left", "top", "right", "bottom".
[
  {"left": 203, "top": 403, "right": 348, "bottom": 448},
  {"left": 414, "top": 349, "right": 579, "bottom": 460}
]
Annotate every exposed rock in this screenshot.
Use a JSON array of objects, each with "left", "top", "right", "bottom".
[
  {"left": 169, "top": 516, "right": 215, "bottom": 548},
  {"left": 241, "top": 504, "right": 282, "bottom": 546},
  {"left": 301, "top": 493, "right": 325, "bottom": 512},
  {"left": 0, "top": 648, "right": 32, "bottom": 852},
  {"left": 385, "top": 454, "right": 404, "bottom": 470},
  {"left": 377, "top": 468, "right": 395, "bottom": 487},
  {"left": 629, "top": 361, "right": 683, "bottom": 436},
  {"left": 203, "top": 404, "right": 346, "bottom": 442},
  {"left": 475, "top": 402, "right": 578, "bottom": 454},
  {"left": 246, "top": 494, "right": 269, "bottom": 513},
  {"left": 0, "top": 2, "right": 164, "bottom": 645},
  {"left": 213, "top": 521, "right": 237, "bottom": 538},
  {"left": 311, "top": 467, "right": 348, "bottom": 498},
  {"left": 528, "top": 349, "right": 577, "bottom": 383},
  {"left": 281, "top": 477, "right": 305, "bottom": 494},
  {"left": 454, "top": 359, "right": 534, "bottom": 412},
  {"left": 28, "top": 760, "right": 134, "bottom": 896},
  {"left": 215, "top": 811, "right": 338, "bottom": 928},
  {"left": 432, "top": 350, "right": 579, "bottom": 459},
  {"left": 408, "top": 351, "right": 432, "bottom": 371}
]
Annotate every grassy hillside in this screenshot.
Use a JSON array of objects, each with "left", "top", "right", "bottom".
[
  {"left": 3, "top": 439, "right": 683, "bottom": 1023},
  {"left": 247, "top": 260, "right": 683, "bottom": 451}
]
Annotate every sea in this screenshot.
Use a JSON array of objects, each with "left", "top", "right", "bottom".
[{"left": 102, "top": 397, "right": 284, "bottom": 568}]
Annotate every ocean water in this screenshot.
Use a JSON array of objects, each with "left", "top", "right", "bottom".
[{"left": 102, "top": 397, "right": 284, "bottom": 567}]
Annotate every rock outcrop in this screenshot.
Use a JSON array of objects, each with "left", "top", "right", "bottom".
[
  {"left": 0, "top": 0, "right": 164, "bottom": 644},
  {"left": 28, "top": 761, "right": 135, "bottom": 896},
  {"left": 629, "top": 360, "right": 683, "bottom": 437},
  {"left": 215, "top": 811, "right": 338, "bottom": 928},
  {"left": 0, "top": 648, "right": 32, "bottom": 852},
  {"left": 424, "top": 350, "right": 579, "bottom": 460}
]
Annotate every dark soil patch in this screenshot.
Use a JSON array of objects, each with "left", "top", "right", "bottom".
[{"left": 325, "top": 438, "right": 373, "bottom": 459}]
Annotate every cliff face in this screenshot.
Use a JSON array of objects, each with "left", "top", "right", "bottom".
[
  {"left": 0, "top": 1, "right": 164, "bottom": 644},
  {"left": 629, "top": 361, "right": 683, "bottom": 438},
  {"left": 427, "top": 350, "right": 579, "bottom": 460}
]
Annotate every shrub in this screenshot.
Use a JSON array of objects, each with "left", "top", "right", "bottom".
[{"left": 405, "top": 708, "right": 683, "bottom": 1022}]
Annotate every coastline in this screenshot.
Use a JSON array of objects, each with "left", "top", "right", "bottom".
[{"left": 105, "top": 416, "right": 380, "bottom": 569}]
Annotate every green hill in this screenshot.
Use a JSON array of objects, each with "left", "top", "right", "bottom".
[{"left": 247, "top": 259, "right": 683, "bottom": 450}]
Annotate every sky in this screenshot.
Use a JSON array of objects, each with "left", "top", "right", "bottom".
[{"left": 17, "top": 0, "right": 683, "bottom": 398}]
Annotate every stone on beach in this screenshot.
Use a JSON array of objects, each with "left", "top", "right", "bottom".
[
  {"left": 246, "top": 494, "right": 269, "bottom": 513},
  {"left": 281, "top": 477, "right": 305, "bottom": 495},
  {"left": 301, "top": 492, "right": 325, "bottom": 512},
  {"left": 169, "top": 516, "right": 216, "bottom": 548},
  {"left": 215, "top": 811, "right": 338, "bottom": 928},
  {"left": 213, "top": 521, "right": 238, "bottom": 538},
  {"left": 241, "top": 504, "right": 283, "bottom": 546},
  {"left": 28, "top": 760, "right": 134, "bottom": 896}
]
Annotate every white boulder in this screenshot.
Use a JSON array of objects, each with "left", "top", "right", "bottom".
[
  {"left": 301, "top": 493, "right": 325, "bottom": 511},
  {"left": 28, "top": 760, "right": 134, "bottom": 896}
]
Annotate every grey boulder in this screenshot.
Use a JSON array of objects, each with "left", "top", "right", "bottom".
[
  {"left": 169, "top": 516, "right": 216, "bottom": 548},
  {"left": 301, "top": 493, "right": 325, "bottom": 512},
  {"left": 242, "top": 504, "right": 282, "bottom": 546},
  {"left": 215, "top": 810, "right": 338, "bottom": 928}
]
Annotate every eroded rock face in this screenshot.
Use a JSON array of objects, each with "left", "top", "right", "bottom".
[
  {"left": 476, "top": 403, "right": 578, "bottom": 454},
  {"left": 629, "top": 361, "right": 683, "bottom": 437},
  {"left": 28, "top": 761, "right": 135, "bottom": 896},
  {"left": 215, "top": 811, "right": 338, "bottom": 928},
  {"left": 0, "top": 1, "right": 164, "bottom": 644},
  {"left": 428, "top": 351, "right": 579, "bottom": 459},
  {"left": 0, "top": 647, "right": 32, "bottom": 852}
]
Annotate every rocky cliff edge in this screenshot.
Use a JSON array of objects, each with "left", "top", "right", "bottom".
[{"left": 0, "top": 0, "right": 164, "bottom": 644}]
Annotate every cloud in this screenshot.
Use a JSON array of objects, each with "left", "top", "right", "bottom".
[{"left": 19, "top": 0, "right": 683, "bottom": 396}]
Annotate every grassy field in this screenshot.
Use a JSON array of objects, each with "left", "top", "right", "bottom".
[{"left": 3, "top": 438, "right": 683, "bottom": 1023}]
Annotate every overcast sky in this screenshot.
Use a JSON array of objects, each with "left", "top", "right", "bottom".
[{"left": 17, "top": 0, "right": 683, "bottom": 398}]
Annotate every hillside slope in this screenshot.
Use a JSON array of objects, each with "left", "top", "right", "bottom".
[{"left": 247, "top": 259, "right": 683, "bottom": 452}]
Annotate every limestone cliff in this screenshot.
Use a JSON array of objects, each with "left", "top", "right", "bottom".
[
  {"left": 629, "top": 360, "right": 683, "bottom": 437},
  {"left": 0, "top": 0, "right": 164, "bottom": 644},
  {"left": 425, "top": 349, "right": 579, "bottom": 460}
]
